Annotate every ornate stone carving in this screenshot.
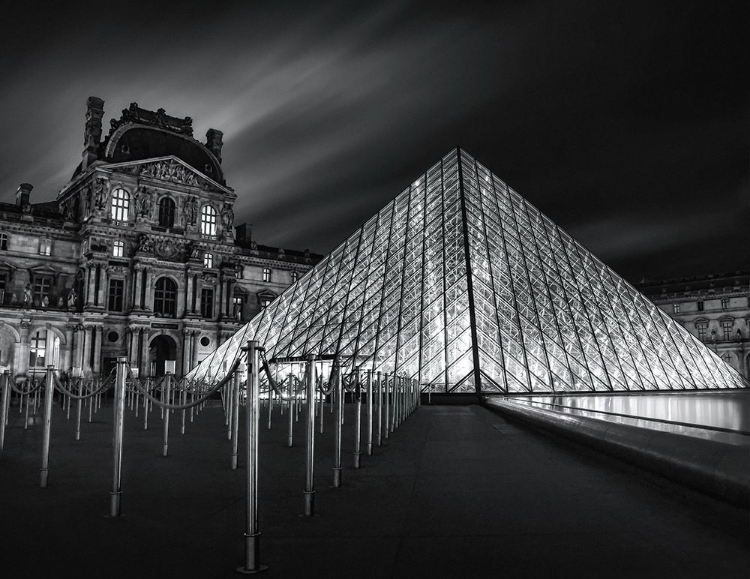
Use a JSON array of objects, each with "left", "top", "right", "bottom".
[
  {"left": 141, "top": 159, "right": 199, "bottom": 186},
  {"left": 109, "top": 102, "right": 193, "bottom": 137},
  {"left": 134, "top": 186, "right": 153, "bottom": 219},
  {"left": 94, "top": 177, "right": 109, "bottom": 210},
  {"left": 155, "top": 238, "right": 177, "bottom": 259},
  {"left": 221, "top": 203, "right": 234, "bottom": 230},
  {"left": 182, "top": 195, "right": 199, "bottom": 226},
  {"left": 138, "top": 234, "right": 154, "bottom": 253}
]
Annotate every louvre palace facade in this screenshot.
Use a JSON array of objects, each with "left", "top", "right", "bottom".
[{"left": 0, "top": 98, "right": 319, "bottom": 380}]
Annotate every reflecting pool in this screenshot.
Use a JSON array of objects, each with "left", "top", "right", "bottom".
[{"left": 509, "top": 391, "right": 750, "bottom": 446}]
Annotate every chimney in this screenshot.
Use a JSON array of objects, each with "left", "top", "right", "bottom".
[
  {"left": 82, "top": 96, "right": 105, "bottom": 169},
  {"left": 16, "top": 183, "right": 33, "bottom": 206},
  {"left": 206, "top": 129, "right": 224, "bottom": 164}
]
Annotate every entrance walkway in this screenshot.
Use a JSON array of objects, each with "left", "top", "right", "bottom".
[{"left": 0, "top": 399, "right": 747, "bottom": 578}]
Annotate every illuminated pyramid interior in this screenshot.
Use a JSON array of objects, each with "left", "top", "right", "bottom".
[{"left": 188, "top": 148, "right": 747, "bottom": 393}]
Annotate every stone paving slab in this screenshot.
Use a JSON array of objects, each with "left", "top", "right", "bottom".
[{"left": 0, "top": 396, "right": 748, "bottom": 578}]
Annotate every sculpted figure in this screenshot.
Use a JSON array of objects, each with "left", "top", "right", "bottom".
[
  {"left": 221, "top": 204, "right": 234, "bottom": 230},
  {"left": 67, "top": 289, "right": 77, "bottom": 309},
  {"left": 23, "top": 284, "right": 32, "bottom": 306}
]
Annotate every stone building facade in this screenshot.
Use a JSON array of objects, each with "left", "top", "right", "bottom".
[
  {"left": 0, "top": 98, "right": 319, "bottom": 380},
  {"left": 639, "top": 271, "right": 750, "bottom": 380}
]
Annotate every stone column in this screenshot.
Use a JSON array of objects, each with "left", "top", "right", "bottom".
[
  {"left": 144, "top": 268, "right": 154, "bottom": 311},
  {"left": 185, "top": 269, "right": 194, "bottom": 315},
  {"left": 92, "top": 327, "right": 102, "bottom": 375},
  {"left": 97, "top": 267, "right": 109, "bottom": 309},
  {"left": 75, "top": 325, "right": 85, "bottom": 373},
  {"left": 226, "top": 279, "right": 236, "bottom": 318},
  {"left": 85, "top": 265, "right": 96, "bottom": 306},
  {"left": 181, "top": 329, "right": 190, "bottom": 375},
  {"left": 63, "top": 325, "right": 74, "bottom": 370},
  {"left": 140, "top": 328, "right": 150, "bottom": 377},
  {"left": 177, "top": 273, "right": 186, "bottom": 318},
  {"left": 190, "top": 331, "right": 199, "bottom": 370},
  {"left": 82, "top": 326, "right": 93, "bottom": 376},
  {"left": 132, "top": 266, "right": 142, "bottom": 311},
  {"left": 18, "top": 321, "right": 31, "bottom": 376}
]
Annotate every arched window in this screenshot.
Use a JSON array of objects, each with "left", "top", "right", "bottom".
[
  {"left": 153, "top": 277, "right": 177, "bottom": 317},
  {"left": 158, "top": 197, "right": 175, "bottom": 228},
  {"left": 110, "top": 188, "right": 130, "bottom": 222},
  {"left": 201, "top": 205, "right": 217, "bottom": 238}
]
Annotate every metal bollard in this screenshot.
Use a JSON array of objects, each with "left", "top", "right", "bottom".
[
  {"left": 267, "top": 388, "right": 273, "bottom": 430},
  {"left": 181, "top": 383, "right": 186, "bottom": 435},
  {"left": 227, "top": 376, "right": 235, "bottom": 441},
  {"left": 237, "top": 340, "right": 267, "bottom": 573},
  {"left": 366, "top": 370, "right": 373, "bottom": 456},
  {"left": 384, "top": 373, "right": 390, "bottom": 439},
  {"left": 231, "top": 371, "right": 241, "bottom": 469},
  {"left": 353, "top": 371, "right": 362, "bottom": 469},
  {"left": 75, "top": 379, "right": 82, "bottom": 441},
  {"left": 304, "top": 354, "right": 316, "bottom": 516},
  {"left": 287, "top": 375, "right": 294, "bottom": 448},
  {"left": 110, "top": 357, "right": 127, "bottom": 517},
  {"left": 318, "top": 386, "right": 324, "bottom": 434},
  {"left": 376, "top": 371, "right": 382, "bottom": 447},
  {"left": 0, "top": 372, "right": 9, "bottom": 450},
  {"left": 333, "top": 368, "right": 343, "bottom": 488},
  {"left": 39, "top": 367, "right": 55, "bottom": 487},
  {"left": 162, "top": 373, "right": 172, "bottom": 457}
]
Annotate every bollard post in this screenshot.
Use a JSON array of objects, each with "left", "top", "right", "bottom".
[
  {"left": 318, "top": 385, "right": 324, "bottom": 434},
  {"left": 332, "top": 367, "right": 343, "bottom": 487},
  {"left": 181, "top": 382, "right": 186, "bottom": 435},
  {"left": 0, "top": 372, "right": 9, "bottom": 450},
  {"left": 267, "top": 387, "right": 273, "bottom": 430},
  {"left": 303, "top": 354, "right": 316, "bottom": 516},
  {"left": 75, "top": 378, "right": 82, "bottom": 441},
  {"left": 39, "top": 367, "right": 55, "bottom": 487},
  {"left": 384, "top": 373, "right": 390, "bottom": 439},
  {"left": 237, "top": 340, "right": 267, "bottom": 574},
  {"left": 162, "top": 373, "right": 172, "bottom": 457},
  {"left": 109, "top": 357, "right": 127, "bottom": 517},
  {"left": 366, "top": 370, "right": 373, "bottom": 456},
  {"left": 227, "top": 377, "right": 235, "bottom": 440},
  {"left": 231, "top": 371, "right": 241, "bottom": 470},
  {"left": 287, "top": 374, "right": 294, "bottom": 447},
  {"left": 376, "top": 371, "right": 383, "bottom": 447},
  {"left": 353, "top": 370, "right": 362, "bottom": 469}
]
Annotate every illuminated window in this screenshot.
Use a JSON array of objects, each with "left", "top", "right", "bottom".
[
  {"left": 291, "top": 270, "right": 298, "bottom": 283},
  {"left": 232, "top": 295, "right": 243, "bottom": 320},
  {"left": 201, "top": 205, "right": 217, "bottom": 238},
  {"left": 260, "top": 297, "right": 272, "bottom": 310},
  {"left": 112, "top": 240, "right": 124, "bottom": 258},
  {"left": 154, "top": 277, "right": 177, "bottom": 316},
  {"left": 0, "top": 233, "right": 8, "bottom": 250},
  {"left": 721, "top": 320, "right": 733, "bottom": 341},
  {"left": 29, "top": 330, "right": 47, "bottom": 368},
  {"left": 203, "top": 253, "right": 213, "bottom": 268},
  {"left": 721, "top": 298, "right": 729, "bottom": 310},
  {"left": 39, "top": 239, "right": 52, "bottom": 256},
  {"left": 158, "top": 197, "right": 175, "bottom": 228},
  {"left": 200, "top": 288, "right": 213, "bottom": 318},
  {"left": 110, "top": 188, "right": 130, "bottom": 222},
  {"left": 108, "top": 279, "right": 124, "bottom": 312},
  {"left": 672, "top": 304, "right": 680, "bottom": 314},
  {"left": 263, "top": 268, "right": 271, "bottom": 282}
]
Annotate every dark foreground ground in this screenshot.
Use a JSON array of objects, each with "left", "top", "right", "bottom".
[{"left": 0, "top": 395, "right": 748, "bottom": 578}]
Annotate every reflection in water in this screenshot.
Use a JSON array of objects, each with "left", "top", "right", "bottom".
[{"left": 513, "top": 391, "right": 750, "bottom": 446}]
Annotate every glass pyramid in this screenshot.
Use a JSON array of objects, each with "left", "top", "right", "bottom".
[{"left": 188, "top": 148, "right": 748, "bottom": 393}]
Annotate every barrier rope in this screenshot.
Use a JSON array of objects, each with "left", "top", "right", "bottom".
[
  {"left": 126, "top": 360, "right": 241, "bottom": 410},
  {"left": 52, "top": 374, "right": 112, "bottom": 400},
  {"left": 9, "top": 375, "right": 45, "bottom": 396}
]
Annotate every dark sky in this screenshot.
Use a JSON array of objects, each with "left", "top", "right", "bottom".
[{"left": 1, "top": 0, "right": 747, "bottom": 284}]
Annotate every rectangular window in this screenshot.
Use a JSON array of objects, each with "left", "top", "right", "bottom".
[
  {"left": 232, "top": 296, "right": 243, "bottom": 320},
  {"left": 697, "top": 326, "right": 707, "bottom": 342},
  {"left": 33, "top": 276, "right": 52, "bottom": 303},
  {"left": 722, "top": 322, "right": 732, "bottom": 341},
  {"left": 721, "top": 298, "right": 730, "bottom": 310},
  {"left": 260, "top": 297, "right": 272, "bottom": 310},
  {"left": 113, "top": 240, "right": 124, "bottom": 258},
  {"left": 0, "top": 273, "right": 7, "bottom": 304},
  {"left": 263, "top": 268, "right": 271, "bottom": 282},
  {"left": 203, "top": 253, "right": 213, "bottom": 268},
  {"left": 29, "top": 330, "right": 47, "bottom": 368},
  {"left": 108, "top": 279, "right": 124, "bottom": 312},
  {"left": 39, "top": 239, "right": 52, "bottom": 256},
  {"left": 672, "top": 304, "right": 680, "bottom": 314},
  {"left": 0, "top": 233, "right": 8, "bottom": 250},
  {"left": 200, "top": 288, "right": 214, "bottom": 318},
  {"left": 291, "top": 270, "right": 298, "bottom": 283},
  {"left": 696, "top": 301, "right": 704, "bottom": 312}
]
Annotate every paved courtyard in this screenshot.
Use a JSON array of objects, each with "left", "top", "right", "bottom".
[{"left": 1, "top": 395, "right": 748, "bottom": 578}]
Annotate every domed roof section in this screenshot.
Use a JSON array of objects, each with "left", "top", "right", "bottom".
[{"left": 103, "top": 103, "right": 225, "bottom": 185}]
